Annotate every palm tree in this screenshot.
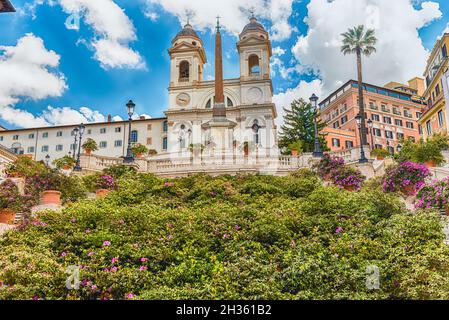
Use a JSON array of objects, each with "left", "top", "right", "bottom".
[{"left": 341, "top": 25, "right": 377, "bottom": 146}]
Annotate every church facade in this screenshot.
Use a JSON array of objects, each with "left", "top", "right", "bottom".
[
  {"left": 164, "top": 16, "right": 278, "bottom": 158},
  {"left": 0, "top": 16, "right": 279, "bottom": 163}
]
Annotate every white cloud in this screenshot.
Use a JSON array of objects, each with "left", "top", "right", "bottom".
[
  {"left": 54, "top": 0, "right": 145, "bottom": 69},
  {"left": 147, "top": 0, "right": 295, "bottom": 41},
  {"left": 273, "top": 79, "right": 323, "bottom": 128},
  {"left": 292, "top": 0, "right": 442, "bottom": 94},
  {"left": 0, "top": 34, "right": 124, "bottom": 128}
]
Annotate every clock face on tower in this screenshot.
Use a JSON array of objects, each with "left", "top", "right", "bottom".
[{"left": 176, "top": 93, "right": 191, "bottom": 107}]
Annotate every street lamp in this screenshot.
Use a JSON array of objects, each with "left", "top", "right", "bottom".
[
  {"left": 123, "top": 100, "right": 136, "bottom": 164},
  {"left": 367, "top": 119, "right": 374, "bottom": 150},
  {"left": 310, "top": 93, "right": 323, "bottom": 158},
  {"left": 397, "top": 144, "right": 403, "bottom": 153},
  {"left": 355, "top": 114, "right": 368, "bottom": 163},
  {"left": 45, "top": 154, "right": 50, "bottom": 167},
  {"left": 72, "top": 127, "right": 79, "bottom": 159},
  {"left": 73, "top": 123, "right": 85, "bottom": 172}
]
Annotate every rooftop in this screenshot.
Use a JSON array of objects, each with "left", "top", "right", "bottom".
[
  {"left": 0, "top": 117, "right": 168, "bottom": 134},
  {"left": 319, "top": 80, "right": 426, "bottom": 110}
]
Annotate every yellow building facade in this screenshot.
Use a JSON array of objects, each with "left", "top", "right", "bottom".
[{"left": 419, "top": 33, "right": 449, "bottom": 140}]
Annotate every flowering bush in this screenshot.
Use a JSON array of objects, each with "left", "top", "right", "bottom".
[
  {"left": 415, "top": 177, "right": 449, "bottom": 210},
  {"left": 313, "top": 153, "right": 345, "bottom": 180},
  {"left": 383, "top": 162, "right": 430, "bottom": 194},
  {"left": 1, "top": 172, "right": 449, "bottom": 300},
  {"left": 96, "top": 175, "right": 116, "bottom": 190},
  {"left": 332, "top": 166, "right": 366, "bottom": 191}
]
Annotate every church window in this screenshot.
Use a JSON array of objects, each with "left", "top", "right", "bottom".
[
  {"left": 179, "top": 61, "right": 190, "bottom": 82},
  {"left": 227, "top": 97, "right": 234, "bottom": 107},
  {"left": 206, "top": 98, "right": 212, "bottom": 109},
  {"left": 249, "top": 54, "right": 260, "bottom": 75},
  {"left": 252, "top": 120, "right": 261, "bottom": 145}
]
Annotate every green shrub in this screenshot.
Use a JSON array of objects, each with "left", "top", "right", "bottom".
[{"left": 1, "top": 173, "right": 449, "bottom": 300}]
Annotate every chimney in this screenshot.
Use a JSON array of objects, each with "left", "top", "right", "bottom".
[
  {"left": 140, "top": 116, "right": 145, "bottom": 120},
  {"left": 107, "top": 114, "right": 112, "bottom": 122}
]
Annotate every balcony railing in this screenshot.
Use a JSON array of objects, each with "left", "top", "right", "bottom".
[{"left": 381, "top": 107, "right": 390, "bottom": 113}]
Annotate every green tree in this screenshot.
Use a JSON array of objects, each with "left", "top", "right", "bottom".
[
  {"left": 279, "top": 99, "right": 328, "bottom": 153},
  {"left": 341, "top": 25, "right": 377, "bottom": 145}
]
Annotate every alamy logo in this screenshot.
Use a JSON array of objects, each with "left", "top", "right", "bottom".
[
  {"left": 366, "top": 265, "right": 380, "bottom": 290},
  {"left": 65, "top": 13, "right": 80, "bottom": 31},
  {"left": 65, "top": 265, "right": 80, "bottom": 290}
]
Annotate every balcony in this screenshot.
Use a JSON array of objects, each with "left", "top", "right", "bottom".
[
  {"left": 393, "top": 109, "right": 401, "bottom": 116},
  {"left": 369, "top": 104, "right": 378, "bottom": 111},
  {"left": 381, "top": 107, "right": 390, "bottom": 113}
]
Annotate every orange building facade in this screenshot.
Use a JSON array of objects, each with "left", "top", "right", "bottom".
[{"left": 319, "top": 79, "right": 426, "bottom": 153}]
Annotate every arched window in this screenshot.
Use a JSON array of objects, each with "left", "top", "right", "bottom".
[
  {"left": 179, "top": 61, "right": 190, "bottom": 82},
  {"left": 131, "top": 130, "right": 138, "bottom": 143},
  {"left": 205, "top": 96, "right": 234, "bottom": 109},
  {"left": 248, "top": 55, "right": 260, "bottom": 75},
  {"left": 252, "top": 120, "right": 261, "bottom": 145}
]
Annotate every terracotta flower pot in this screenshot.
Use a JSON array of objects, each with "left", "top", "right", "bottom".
[
  {"left": 63, "top": 165, "right": 72, "bottom": 170},
  {"left": 291, "top": 150, "right": 299, "bottom": 156},
  {"left": 136, "top": 153, "right": 143, "bottom": 159},
  {"left": 376, "top": 156, "right": 385, "bottom": 161},
  {"left": 343, "top": 185, "right": 356, "bottom": 192},
  {"left": 96, "top": 189, "right": 110, "bottom": 198},
  {"left": 424, "top": 161, "right": 436, "bottom": 168},
  {"left": 0, "top": 209, "right": 16, "bottom": 225},
  {"left": 401, "top": 185, "right": 416, "bottom": 196},
  {"left": 41, "top": 190, "right": 61, "bottom": 205},
  {"left": 445, "top": 206, "right": 449, "bottom": 216},
  {"left": 85, "top": 150, "right": 92, "bottom": 156}
]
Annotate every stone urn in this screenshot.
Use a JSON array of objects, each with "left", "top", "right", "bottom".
[
  {"left": 96, "top": 189, "right": 110, "bottom": 198},
  {"left": 0, "top": 209, "right": 16, "bottom": 224},
  {"left": 41, "top": 190, "right": 62, "bottom": 205}
]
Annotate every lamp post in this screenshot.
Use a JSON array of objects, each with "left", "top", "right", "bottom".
[
  {"left": 367, "top": 119, "right": 374, "bottom": 150},
  {"left": 72, "top": 127, "right": 79, "bottom": 159},
  {"left": 123, "top": 100, "right": 136, "bottom": 164},
  {"left": 310, "top": 93, "right": 323, "bottom": 158},
  {"left": 45, "top": 154, "right": 50, "bottom": 167},
  {"left": 355, "top": 114, "right": 368, "bottom": 163},
  {"left": 73, "top": 123, "right": 85, "bottom": 172}
]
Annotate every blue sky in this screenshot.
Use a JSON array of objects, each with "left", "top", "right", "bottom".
[{"left": 0, "top": 0, "right": 448, "bottom": 129}]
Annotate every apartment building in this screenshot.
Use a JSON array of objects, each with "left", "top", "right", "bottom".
[
  {"left": 320, "top": 79, "right": 426, "bottom": 153},
  {"left": 0, "top": 117, "right": 168, "bottom": 164},
  {"left": 419, "top": 33, "right": 449, "bottom": 140}
]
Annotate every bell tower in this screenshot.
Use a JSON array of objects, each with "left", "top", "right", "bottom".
[
  {"left": 237, "top": 15, "right": 272, "bottom": 82},
  {"left": 168, "top": 22, "right": 207, "bottom": 87}
]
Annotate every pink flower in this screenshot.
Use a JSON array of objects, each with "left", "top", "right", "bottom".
[
  {"left": 335, "top": 227, "right": 343, "bottom": 234},
  {"left": 127, "top": 293, "right": 134, "bottom": 299},
  {"left": 71, "top": 218, "right": 77, "bottom": 223},
  {"left": 103, "top": 241, "right": 111, "bottom": 247},
  {"left": 139, "top": 266, "right": 148, "bottom": 271},
  {"left": 140, "top": 258, "right": 148, "bottom": 263},
  {"left": 61, "top": 252, "right": 67, "bottom": 257},
  {"left": 88, "top": 252, "right": 94, "bottom": 257},
  {"left": 91, "top": 285, "right": 97, "bottom": 290},
  {"left": 111, "top": 257, "right": 119, "bottom": 264},
  {"left": 111, "top": 266, "right": 118, "bottom": 272}
]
